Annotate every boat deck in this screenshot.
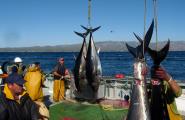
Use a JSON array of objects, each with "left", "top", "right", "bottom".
[{"left": 44, "top": 75, "right": 185, "bottom": 119}]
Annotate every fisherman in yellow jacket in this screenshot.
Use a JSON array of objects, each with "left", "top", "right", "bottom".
[
  {"left": 24, "top": 62, "right": 49, "bottom": 120},
  {"left": 24, "top": 62, "right": 45, "bottom": 102},
  {"left": 0, "top": 73, "right": 38, "bottom": 119}
]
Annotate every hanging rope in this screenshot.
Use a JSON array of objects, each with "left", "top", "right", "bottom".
[
  {"left": 143, "top": 0, "right": 147, "bottom": 38},
  {"left": 88, "top": 0, "right": 91, "bottom": 28},
  {"left": 143, "top": 0, "right": 147, "bottom": 57},
  {"left": 153, "top": 0, "right": 158, "bottom": 50}
]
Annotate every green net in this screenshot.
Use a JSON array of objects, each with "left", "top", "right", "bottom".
[{"left": 50, "top": 101, "right": 128, "bottom": 120}]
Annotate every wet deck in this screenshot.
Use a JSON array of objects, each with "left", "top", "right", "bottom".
[{"left": 43, "top": 75, "right": 185, "bottom": 118}]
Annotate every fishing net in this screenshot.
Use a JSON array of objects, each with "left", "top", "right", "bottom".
[{"left": 50, "top": 101, "right": 128, "bottom": 120}]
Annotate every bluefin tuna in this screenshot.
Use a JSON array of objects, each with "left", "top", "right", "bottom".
[
  {"left": 125, "top": 20, "right": 154, "bottom": 120},
  {"left": 81, "top": 26, "right": 102, "bottom": 100},
  {"left": 147, "top": 40, "right": 170, "bottom": 120},
  {"left": 73, "top": 31, "right": 89, "bottom": 92}
]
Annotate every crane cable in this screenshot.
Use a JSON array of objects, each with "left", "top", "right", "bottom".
[
  {"left": 143, "top": 0, "right": 147, "bottom": 38},
  {"left": 88, "top": 0, "right": 92, "bottom": 28},
  {"left": 143, "top": 0, "right": 147, "bottom": 58},
  {"left": 153, "top": 0, "right": 158, "bottom": 50}
]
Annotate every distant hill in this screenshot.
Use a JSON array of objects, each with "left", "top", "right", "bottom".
[{"left": 0, "top": 41, "right": 185, "bottom": 52}]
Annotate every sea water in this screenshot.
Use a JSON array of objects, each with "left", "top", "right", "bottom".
[{"left": 0, "top": 51, "right": 184, "bottom": 81}]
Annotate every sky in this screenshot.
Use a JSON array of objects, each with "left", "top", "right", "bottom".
[{"left": 0, "top": 0, "right": 184, "bottom": 48}]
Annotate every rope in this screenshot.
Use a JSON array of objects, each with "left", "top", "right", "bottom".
[
  {"left": 143, "top": 0, "right": 147, "bottom": 58},
  {"left": 88, "top": 0, "right": 91, "bottom": 28},
  {"left": 100, "top": 104, "right": 127, "bottom": 111},
  {"left": 143, "top": 0, "right": 147, "bottom": 38},
  {"left": 153, "top": 0, "right": 158, "bottom": 50}
]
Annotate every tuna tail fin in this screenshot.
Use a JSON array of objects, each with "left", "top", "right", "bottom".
[
  {"left": 80, "top": 25, "right": 88, "bottom": 31},
  {"left": 74, "top": 31, "right": 85, "bottom": 38},
  {"left": 143, "top": 19, "right": 154, "bottom": 52},
  {"left": 91, "top": 26, "right": 101, "bottom": 33},
  {"left": 148, "top": 40, "right": 170, "bottom": 65},
  {"left": 134, "top": 19, "right": 154, "bottom": 51},
  {"left": 126, "top": 20, "right": 154, "bottom": 59},
  {"left": 74, "top": 31, "right": 89, "bottom": 39},
  {"left": 125, "top": 43, "right": 137, "bottom": 58},
  {"left": 133, "top": 32, "right": 142, "bottom": 43},
  {"left": 80, "top": 25, "right": 101, "bottom": 33}
]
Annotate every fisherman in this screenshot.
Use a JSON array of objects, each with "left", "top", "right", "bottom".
[
  {"left": 24, "top": 62, "right": 49, "bottom": 120},
  {"left": 12, "top": 57, "right": 26, "bottom": 77},
  {"left": 0, "top": 58, "right": 24, "bottom": 83},
  {"left": 150, "top": 66, "right": 182, "bottom": 120},
  {"left": 1, "top": 65, "right": 20, "bottom": 85},
  {"left": 0, "top": 73, "right": 38, "bottom": 120},
  {"left": 52, "top": 57, "right": 70, "bottom": 102},
  {"left": 24, "top": 62, "right": 45, "bottom": 101}
]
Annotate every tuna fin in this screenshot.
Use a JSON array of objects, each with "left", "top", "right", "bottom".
[
  {"left": 143, "top": 19, "right": 154, "bottom": 52},
  {"left": 80, "top": 25, "right": 88, "bottom": 31},
  {"left": 126, "top": 20, "right": 154, "bottom": 59},
  {"left": 133, "top": 19, "right": 154, "bottom": 47},
  {"left": 148, "top": 40, "right": 170, "bottom": 65},
  {"left": 81, "top": 25, "right": 101, "bottom": 33},
  {"left": 125, "top": 43, "right": 137, "bottom": 58},
  {"left": 133, "top": 32, "right": 142, "bottom": 43},
  {"left": 74, "top": 31, "right": 84, "bottom": 38},
  {"left": 91, "top": 26, "right": 101, "bottom": 33},
  {"left": 74, "top": 31, "right": 89, "bottom": 38}
]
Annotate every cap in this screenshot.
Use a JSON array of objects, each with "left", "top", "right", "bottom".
[
  {"left": 59, "top": 57, "right": 64, "bottom": 61},
  {"left": 14, "top": 57, "right": 22, "bottom": 63},
  {"left": 6, "top": 73, "right": 26, "bottom": 85}
]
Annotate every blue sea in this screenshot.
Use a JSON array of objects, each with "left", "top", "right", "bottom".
[{"left": 0, "top": 51, "right": 184, "bottom": 81}]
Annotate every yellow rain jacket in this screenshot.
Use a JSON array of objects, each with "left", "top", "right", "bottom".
[
  {"left": 24, "top": 65, "right": 45, "bottom": 101},
  {"left": 164, "top": 81, "right": 182, "bottom": 120},
  {"left": 4, "top": 83, "right": 27, "bottom": 103}
]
